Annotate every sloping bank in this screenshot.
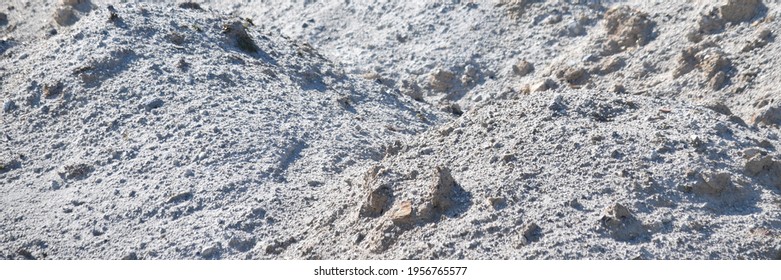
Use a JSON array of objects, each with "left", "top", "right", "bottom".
[
  {"left": 0, "top": 3, "right": 440, "bottom": 259},
  {"left": 301, "top": 90, "right": 781, "bottom": 259}
]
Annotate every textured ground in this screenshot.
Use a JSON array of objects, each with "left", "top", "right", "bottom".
[{"left": 1, "top": 0, "right": 781, "bottom": 259}]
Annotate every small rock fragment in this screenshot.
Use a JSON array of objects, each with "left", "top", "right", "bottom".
[
  {"left": 606, "top": 203, "right": 632, "bottom": 220},
  {"left": 53, "top": 7, "right": 77, "bottom": 26},
  {"left": 692, "top": 171, "right": 732, "bottom": 195},
  {"left": 498, "top": 0, "right": 530, "bottom": 19},
  {"left": 461, "top": 65, "right": 478, "bottom": 85},
  {"left": 43, "top": 82, "right": 64, "bottom": 99},
  {"left": 719, "top": 0, "right": 764, "bottom": 23},
  {"left": 746, "top": 155, "right": 775, "bottom": 175},
  {"left": 428, "top": 166, "right": 456, "bottom": 212},
  {"left": 428, "top": 68, "right": 456, "bottom": 92},
  {"left": 696, "top": 48, "right": 731, "bottom": 81},
  {"left": 222, "top": 21, "right": 259, "bottom": 53},
  {"left": 594, "top": 56, "right": 625, "bottom": 75},
  {"left": 561, "top": 67, "right": 588, "bottom": 85},
  {"left": 531, "top": 78, "right": 557, "bottom": 92},
  {"left": 751, "top": 103, "right": 781, "bottom": 126},
  {"left": 389, "top": 201, "right": 413, "bottom": 224},
  {"left": 515, "top": 222, "right": 541, "bottom": 247},
  {"left": 512, "top": 60, "right": 534, "bottom": 77},
  {"left": 63, "top": 163, "right": 92, "bottom": 179},
  {"left": 400, "top": 79, "right": 423, "bottom": 101},
  {"left": 200, "top": 243, "right": 221, "bottom": 259},
  {"left": 487, "top": 197, "right": 506, "bottom": 210},
  {"left": 602, "top": 6, "right": 655, "bottom": 53},
  {"left": 360, "top": 168, "right": 392, "bottom": 218},
  {"left": 742, "top": 28, "right": 772, "bottom": 52}
]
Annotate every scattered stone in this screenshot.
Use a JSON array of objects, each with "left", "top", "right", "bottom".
[
  {"left": 487, "top": 197, "right": 506, "bottom": 210},
  {"left": 719, "top": 0, "right": 764, "bottom": 23},
  {"left": 360, "top": 166, "right": 393, "bottom": 217},
  {"left": 427, "top": 68, "right": 456, "bottom": 92},
  {"left": 264, "top": 237, "right": 295, "bottom": 255},
  {"left": 751, "top": 103, "right": 781, "bottom": 126},
  {"left": 43, "top": 82, "right": 64, "bottom": 99},
  {"left": 61, "top": 0, "right": 88, "bottom": 6},
  {"left": 420, "top": 166, "right": 465, "bottom": 221},
  {"left": 460, "top": 65, "right": 478, "bottom": 85},
  {"left": 602, "top": 6, "right": 655, "bottom": 54},
  {"left": 383, "top": 140, "right": 405, "bottom": 158},
  {"left": 50, "top": 180, "right": 62, "bottom": 190},
  {"left": 366, "top": 222, "right": 400, "bottom": 253},
  {"left": 512, "top": 60, "right": 534, "bottom": 77},
  {"left": 222, "top": 20, "right": 259, "bottom": 53},
  {"left": 0, "top": 12, "right": 7, "bottom": 26},
  {"left": 561, "top": 66, "right": 588, "bottom": 85},
  {"left": 606, "top": 203, "right": 632, "bottom": 220},
  {"left": 515, "top": 222, "right": 540, "bottom": 247},
  {"left": 691, "top": 171, "right": 732, "bottom": 196},
  {"left": 698, "top": 11, "right": 724, "bottom": 34},
  {"left": 200, "top": 243, "right": 221, "bottom": 258},
  {"left": 566, "top": 19, "right": 586, "bottom": 37},
  {"left": 744, "top": 154, "right": 781, "bottom": 189},
  {"left": 498, "top": 0, "right": 530, "bottom": 20},
  {"left": 566, "top": 199, "right": 583, "bottom": 210},
  {"left": 543, "top": 13, "right": 562, "bottom": 25},
  {"left": 62, "top": 163, "right": 92, "bottom": 179},
  {"left": 440, "top": 101, "right": 463, "bottom": 116},
  {"left": 594, "top": 56, "right": 625, "bottom": 75},
  {"left": 400, "top": 79, "right": 423, "bottom": 101},
  {"left": 611, "top": 84, "right": 626, "bottom": 94},
  {"left": 522, "top": 222, "right": 540, "bottom": 240},
  {"left": 428, "top": 166, "right": 456, "bottom": 211},
  {"left": 696, "top": 48, "right": 731, "bottom": 89},
  {"left": 600, "top": 203, "right": 646, "bottom": 241},
  {"left": 530, "top": 78, "right": 557, "bottom": 92},
  {"left": 53, "top": 7, "right": 77, "bottom": 26},
  {"left": 672, "top": 45, "right": 701, "bottom": 78},
  {"left": 389, "top": 200, "right": 413, "bottom": 224},
  {"left": 107, "top": 5, "right": 120, "bottom": 23},
  {"left": 742, "top": 28, "right": 772, "bottom": 52}
]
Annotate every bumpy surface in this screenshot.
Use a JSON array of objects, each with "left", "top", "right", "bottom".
[{"left": 1, "top": 0, "right": 781, "bottom": 259}]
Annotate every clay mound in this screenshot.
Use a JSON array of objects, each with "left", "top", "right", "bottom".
[
  {"left": 296, "top": 90, "right": 781, "bottom": 259},
  {"left": 0, "top": 4, "right": 439, "bottom": 259}
]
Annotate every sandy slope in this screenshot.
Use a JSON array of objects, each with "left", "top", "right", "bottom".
[{"left": 1, "top": 0, "right": 780, "bottom": 259}]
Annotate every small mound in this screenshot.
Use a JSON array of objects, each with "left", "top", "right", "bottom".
[
  {"left": 298, "top": 90, "right": 781, "bottom": 259},
  {"left": 0, "top": 4, "right": 439, "bottom": 259}
]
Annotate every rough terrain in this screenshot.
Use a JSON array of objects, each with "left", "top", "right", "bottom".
[{"left": 1, "top": 0, "right": 780, "bottom": 259}]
